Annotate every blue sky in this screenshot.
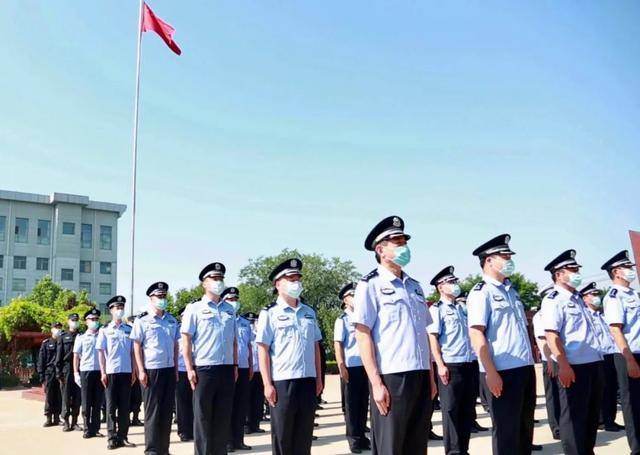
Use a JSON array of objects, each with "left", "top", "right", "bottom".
[{"left": 2, "top": 1, "right": 639, "bottom": 312}]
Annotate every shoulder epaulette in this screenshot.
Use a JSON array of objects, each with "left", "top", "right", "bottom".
[
  {"left": 361, "top": 269, "right": 379, "bottom": 282},
  {"left": 139, "top": 311, "right": 148, "bottom": 318},
  {"left": 609, "top": 288, "right": 618, "bottom": 298},
  {"left": 547, "top": 290, "right": 558, "bottom": 300},
  {"left": 339, "top": 313, "right": 347, "bottom": 319},
  {"left": 262, "top": 302, "right": 277, "bottom": 312},
  {"left": 473, "top": 281, "right": 485, "bottom": 291}
]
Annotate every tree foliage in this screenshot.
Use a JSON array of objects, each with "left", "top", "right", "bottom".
[{"left": 0, "top": 276, "right": 95, "bottom": 340}]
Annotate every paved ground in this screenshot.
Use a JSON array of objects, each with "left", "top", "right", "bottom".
[{"left": 0, "top": 366, "right": 630, "bottom": 454}]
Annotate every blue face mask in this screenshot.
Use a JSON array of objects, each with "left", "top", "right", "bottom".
[
  {"left": 590, "top": 297, "right": 602, "bottom": 308},
  {"left": 392, "top": 245, "right": 411, "bottom": 267},
  {"left": 154, "top": 298, "right": 168, "bottom": 311},
  {"left": 567, "top": 272, "right": 583, "bottom": 289},
  {"left": 500, "top": 259, "right": 516, "bottom": 277}
]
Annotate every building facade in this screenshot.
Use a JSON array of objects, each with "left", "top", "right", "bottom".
[{"left": 0, "top": 190, "right": 126, "bottom": 311}]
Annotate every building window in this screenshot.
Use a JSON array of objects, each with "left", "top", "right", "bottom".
[
  {"left": 79, "top": 282, "right": 92, "bottom": 293},
  {"left": 99, "top": 282, "right": 111, "bottom": 295},
  {"left": 0, "top": 255, "right": 3, "bottom": 268},
  {"left": 37, "top": 219, "right": 51, "bottom": 245},
  {"left": 80, "top": 260, "right": 92, "bottom": 273},
  {"left": 61, "top": 268, "right": 74, "bottom": 281},
  {"left": 0, "top": 277, "right": 3, "bottom": 291},
  {"left": 100, "top": 226, "right": 112, "bottom": 250},
  {"left": 36, "top": 257, "right": 49, "bottom": 271},
  {"left": 12, "top": 278, "right": 26, "bottom": 292},
  {"left": 100, "top": 262, "right": 112, "bottom": 275},
  {"left": 13, "top": 256, "right": 27, "bottom": 270},
  {"left": 0, "top": 216, "right": 6, "bottom": 241},
  {"left": 81, "top": 224, "right": 93, "bottom": 248},
  {"left": 62, "top": 222, "right": 75, "bottom": 235},
  {"left": 15, "top": 218, "right": 28, "bottom": 243}
]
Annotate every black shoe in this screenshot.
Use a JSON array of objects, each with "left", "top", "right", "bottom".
[
  {"left": 122, "top": 439, "right": 135, "bottom": 447},
  {"left": 552, "top": 431, "right": 561, "bottom": 440},
  {"left": 247, "top": 427, "right": 264, "bottom": 434},
  {"left": 312, "top": 435, "right": 318, "bottom": 441},
  {"left": 314, "top": 422, "right": 319, "bottom": 427},
  {"left": 52, "top": 415, "right": 61, "bottom": 425},
  {"left": 131, "top": 417, "right": 143, "bottom": 426},
  {"left": 107, "top": 440, "right": 118, "bottom": 450},
  {"left": 616, "top": 423, "right": 626, "bottom": 430},
  {"left": 472, "top": 421, "right": 489, "bottom": 432},
  {"left": 428, "top": 430, "right": 443, "bottom": 441},
  {"left": 227, "top": 443, "right": 236, "bottom": 452},
  {"left": 350, "top": 448, "right": 362, "bottom": 454},
  {"left": 62, "top": 421, "right": 72, "bottom": 432},
  {"left": 83, "top": 433, "right": 93, "bottom": 439},
  {"left": 359, "top": 438, "right": 371, "bottom": 450},
  {"left": 234, "top": 443, "right": 252, "bottom": 450},
  {"left": 532, "top": 444, "right": 543, "bottom": 451},
  {"left": 43, "top": 416, "right": 54, "bottom": 428},
  {"left": 364, "top": 426, "right": 370, "bottom": 432},
  {"left": 604, "top": 424, "right": 621, "bottom": 432}
]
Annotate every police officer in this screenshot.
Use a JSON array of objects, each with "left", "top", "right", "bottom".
[
  {"left": 38, "top": 321, "right": 63, "bottom": 427},
  {"left": 580, "top": 281, "right": 624, "bottom": 432},
  {"left": 256, "top": 258, "right": 323, "bottom": 455},
  {"left": 602, "top": 250, "right": 640, "bottom": 452},
  {"left": 428, "top": 266, "right": 476, "bottom": 455},
  {"left": 334, "top": 282, "right": 370, "bottom": 454},
  {"left": 245, "top": 312, "right": 266, "bottom": 434},
  {"left": 130, "top": 282, "right": 180, "bottom": 455},
  {"left": 532, "top": 285, "right": 561, "bottom": 440},
  {"left": 352, "top": 216, "right": 436, "bottom": 454},
  {"left": 181, "top": 263, "right": 237, "bottom": 455},
  {"left": 175, "top": 306, "right": 194, "bottom": 442},
  {"left": 73, "top": 308, "right": 104, "bottom": 438},
  {"left": 467, "top": 234, "right": 536, "bottom": 455},
  {"left": 455, "top": 292, "right": 489, "bottom": 434},
  {"left": 56, "top": 313, "right": 82, "bottom": 431},
  {"left": 97, "top": 295, "right": 135, "bottom": 449},
  {"left": 225, "top": 287, "right": 253, "bottom": 451},
  {"left": 128, "top": 312, "right": 144, "bottom": 427},
  {"left": 541, "top": 250, "right": 603, "bottom": 455}
]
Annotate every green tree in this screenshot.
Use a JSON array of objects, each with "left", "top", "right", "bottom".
[
  {"left": 168, "top": 285, "right": 204, "bottom": 317},
  {"left": 0, "top": 277, "right": 95, "bottom": 340},
  {"left": 237, "top": 249, "right": 361, "bottom": 359}
]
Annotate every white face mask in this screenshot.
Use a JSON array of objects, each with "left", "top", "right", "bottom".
[
  {"left": 208, "top": 280, "right": 225, "bottom": 296},
  {"left": 443, "top": 283, "right": 461, "bottom": 298},
  {"left": 113, "top": 309, "right": 125, "bottom": 321},
  {"left": 68, "top": 321, "right": 79, "bottom": 331},
  {"left": 51, "top": 328, "right": 61, "bottom": 338},
  {"left": 227, "top": 300, "right": 239, "bottom": 313},
  {"left": 285, "top": 281, "right": 303, "bottom": 299},
  {"left": 623, "top": 268, "right": 637, "bottom": 283},
  {"left": 87, "top": 320, "right": 100, "bottom": 331}
]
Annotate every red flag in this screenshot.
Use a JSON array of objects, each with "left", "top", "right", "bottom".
[
  {"left": 630, "top": 230, "right": 640, "bottom": 277},
  {"left": 141, "top": 2, "right": 181, "bottom": 55}
]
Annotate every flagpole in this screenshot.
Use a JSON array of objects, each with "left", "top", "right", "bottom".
[{"left": 129, "top": 0, "right": 144, "bottom": 317}]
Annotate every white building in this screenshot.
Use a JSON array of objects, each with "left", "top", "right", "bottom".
[{"left": 0, "top": 190, "right": 126, "bottom": 311}]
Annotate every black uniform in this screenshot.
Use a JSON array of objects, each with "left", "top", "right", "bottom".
[
  {"left": 247, "top": 371, "right": 265, "bottom": 432},
  {"left": 56, "top": 330, "right": 81, "bottom": 430},
  {"left": 38, "top": 336, "right": 62, "bottom": 425}
]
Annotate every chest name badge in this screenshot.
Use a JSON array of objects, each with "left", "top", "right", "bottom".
[
  {"left": 493, "top": 295, "right": 505, "bottom": 302},
  {"left": 381, "top": 288, "right": 395, "bottom": 295},
  {"left": 277, "top": 316, "right": 289, "bottom": 321}
]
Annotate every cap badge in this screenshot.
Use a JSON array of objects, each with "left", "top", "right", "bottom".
[
  {"left": 392, "top": 217, "right": 401, "bottom": 227},
  {"left": 290, "top": 259, "right": 297, "bottom": 267}
]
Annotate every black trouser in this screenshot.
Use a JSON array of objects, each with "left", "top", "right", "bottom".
[
  {"left": 43, "top": 372, "right": 62, "bottom": 417},
  {"left": 438, "top": 362, "right": 476, "bottom": 455},
  {"left": 615, "top": 353, "right": 640, "bottom": 455},
  {"left": 230, "top": 368, "right": 250, "bottom": 447},
  {"left": 130, "top": 380, "right": 142, "bottom": 415},
  {"left": 601, "top": 354, "right": 619, "bottom": 426},
  {"left": 143, "top": 367, "right": 176, "bottom": 455},
  {"left": 344, "top": 366, "right": 369, "bottom": 450},
  {"left": 370, "top": 369, "right": 430, "bottom": 455},
  {"left": 175, "top": 371, "right": 193, "bottom": 439},
  {"left": 470, "top": 360, "right": 480, "bottom": 421},
  {"left": 481, "top": 365, "right": 535, "bottom": 455},
  {"left": 556, "top": 361, "right": 603, "bottom": 455},
  {"left": 106, "top": 372, "right": 132, "bottom": 444},
  {"left": 61, "top": 369, "right": 81, "bottom": 420},
  {"left": 270, "top": 377, "right": 317, "bottom": 455},
  {"left": 193, "top": 365, "right": 234, "bottom": 455},
  {"left": 542, "top": 360, "right": 561, "bottom": 437},
  {"left": 80, "top": 370, "right": 103, "bottom": 435},
  {"left": 247, "top": 371, "right": 264, "bottom": 431}
]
